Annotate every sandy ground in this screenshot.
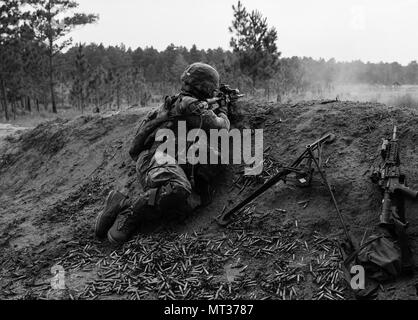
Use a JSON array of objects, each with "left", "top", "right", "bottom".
[
  {"left": 0, "top": 124, "right": 30, "bottom": 148},
  {"left": 1, "top": 100, "right": 418, "bottom": 300}
]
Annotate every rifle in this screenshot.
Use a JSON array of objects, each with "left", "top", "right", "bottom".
[
  {"left": 207, "top": 83, "right": 244, "bottom": 114},
  {"left": 371, "top": 126, "right": 418, "bottom": 227},
  {"left": 216, "top": 132, "right": 354, "bottom": 248}
]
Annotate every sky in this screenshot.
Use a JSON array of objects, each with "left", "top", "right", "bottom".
[{"left": 70, "top": 0, "right": 418, "bottom": 65}]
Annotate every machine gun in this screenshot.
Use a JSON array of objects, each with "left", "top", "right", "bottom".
[
  {"left": 207, "top": 83, "right": 244, "bottom": 115},
  {"left": 216, "top": 132, "right": 354, "bottom": 249},
  {"left": 371, "top": 126, "right": 418, "bottom": 227}
]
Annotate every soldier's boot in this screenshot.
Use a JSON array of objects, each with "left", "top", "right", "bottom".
[
  {"left": 95, "top": 190, "right": 129, "bottom": 239},
  {"left": 107, "top": 192, "right": 155, "bottom": 244}
]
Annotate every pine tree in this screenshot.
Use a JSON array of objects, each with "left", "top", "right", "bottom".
[
  {"left": 0, "top": 0, "right": 30, "bottom": 120},
  {"left": 229, "top": 1, "right": 280, "bottom": 87},
  {"left": 87, "top": 65, "right": 107, "bottom": 110},
  {"left": 170, "top": 53, "right": 188, "bottom": 83},
  {"left": 29, "top": 0, "right": 98, "bottom": 113},
  {"left": 189, "top": 44, "right": 202, "bottom": 63},
  {"left": 71, "top": 43, "right": 89, "bottom": 112}
]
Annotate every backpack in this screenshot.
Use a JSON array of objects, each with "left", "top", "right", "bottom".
[
  {"left": 129, "top": 95, "right": 179, "bottom": 161},
  {"left": 342, "top": 229, "right": 408, "bottom": 299}
]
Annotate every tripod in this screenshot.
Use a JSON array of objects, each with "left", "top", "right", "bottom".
[{"left": 217, "top": 132, "right": 353, "bottom": 248}]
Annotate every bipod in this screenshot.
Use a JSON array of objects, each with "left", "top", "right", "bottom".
[{"left": 216, "top": 132, "right": 337, "bottom": 226}]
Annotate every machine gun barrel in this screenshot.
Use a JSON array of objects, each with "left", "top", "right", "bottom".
[{"left": 217, "top": 132, "right": 334, "bottom": 225}]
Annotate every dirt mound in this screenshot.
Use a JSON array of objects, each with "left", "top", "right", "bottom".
[{"left": 1, "top": 101, "right": 418, "bottom": 300}]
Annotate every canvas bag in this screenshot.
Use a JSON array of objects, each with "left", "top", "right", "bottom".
[{"left": 343, "top": 233, "right": 403, "bottom": 299}]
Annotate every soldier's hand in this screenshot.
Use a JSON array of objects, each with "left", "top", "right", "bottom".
[{"left": 217, "top": 98, "right": 228, "bottom": 115}]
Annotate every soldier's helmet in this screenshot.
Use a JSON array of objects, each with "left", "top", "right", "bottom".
[{"left": 181, "top": 62, "right": 220, "bottom": 99}]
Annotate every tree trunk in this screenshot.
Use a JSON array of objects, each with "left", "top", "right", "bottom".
[
  {"left": 61, "top": 84, "right": 64, "bottom": 109},
  {"left": 44, "top": 98, "right": 48, "bottom": 110},
  {"left": 36, "top": 99, "right": 40, "bottom": 112},
  {"left": 0, "top": 76, "right": 9, "bottom": 120},
  {"left": 27, "top": 96, "right": 31, "bottom": 112},
  {"left": 0, "top": 98, "right": 4, "bottom": 121},
  {"left": 20, "top": 98, "right": 25, "bottom": 111},
  {"left": 116, "top": 87, "right": 120, "bottom": 109},
  {"left": 49, "top": 47, "right": 57, "bottom": 113}
]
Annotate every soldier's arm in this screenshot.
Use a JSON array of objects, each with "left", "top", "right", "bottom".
[{"left": 178, "top": 100, "right": 230, "bottom": 131}]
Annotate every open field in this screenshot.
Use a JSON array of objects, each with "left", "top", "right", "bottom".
[
  {"left": 333, "top": 84, "right": 418, "bottom": 108},
  {"left": 283, "top": 84, "right": 418, "bottom": 109},
  {"left": 4, "top": 84, "right": 418, "bottom": 129}
]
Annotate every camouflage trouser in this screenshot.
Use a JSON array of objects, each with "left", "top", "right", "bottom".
[
  {"left": 134, "top": 149, "right": 194, "bottom": 220},
  {"left": 131, "top": 146, "right": 224, "bottom": 222}
]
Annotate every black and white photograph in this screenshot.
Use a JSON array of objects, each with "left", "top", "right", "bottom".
[{"left": 1, "top": 0, "right": 418, "bottom": 309}]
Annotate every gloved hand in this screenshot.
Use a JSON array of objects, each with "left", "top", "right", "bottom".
[{"left": 216, "top": 98, "right": 228, "bottom": 116}]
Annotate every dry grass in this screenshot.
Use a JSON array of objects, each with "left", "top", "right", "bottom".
[
  {"left": 0, "top": 101, "right": 161, "bottom": 129},
  {"left": 0, "top": 108, "right": 85, "bottom": 128}
]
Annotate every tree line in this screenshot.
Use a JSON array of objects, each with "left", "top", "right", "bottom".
[
  {"left": 2, "top": 0, "right": 418, "bottom": 121},
  {"left": 0, "top": 0, "right": 98, "bottom": 120}
]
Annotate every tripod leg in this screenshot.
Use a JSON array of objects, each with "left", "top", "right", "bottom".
[{"left": 307, "top": 147, "right": 353, "bottom": 247}]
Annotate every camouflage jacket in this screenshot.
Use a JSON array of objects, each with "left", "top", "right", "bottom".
[
  {"left": 166, "top": 91, "right": 230, "bottom": 131},
  {"left": 129, "top": 91, "right": 230, "bottom": 161}
]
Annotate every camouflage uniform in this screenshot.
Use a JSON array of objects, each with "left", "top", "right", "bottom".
[
  {"left": 133, "top": 92, "right": 230, "bottom": 215},
  {"left": 95, "top": 63, "right": 230, "bottom": 244}
]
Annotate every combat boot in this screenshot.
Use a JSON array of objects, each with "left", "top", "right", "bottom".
[
  {"left": 107, "top": 194, "right": 156, "bottom": 244},
  {"left": 107, "top": 208, "right": 141, "bottom": 244},
  {"left": 95, "top": 190, "right": 129, "bottom": 239}
]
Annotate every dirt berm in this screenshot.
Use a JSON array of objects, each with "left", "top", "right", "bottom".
[{"left": 1, "top": 100, "right": 418, "bottom": 300}]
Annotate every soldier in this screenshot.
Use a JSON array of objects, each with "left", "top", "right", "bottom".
[{"left": 94, "top": 63, "right": 231, "bottom": 244}]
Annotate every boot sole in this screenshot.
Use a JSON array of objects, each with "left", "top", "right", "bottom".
[{"left": 94, "top": 190, "right": 118, "bottom": 239}]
